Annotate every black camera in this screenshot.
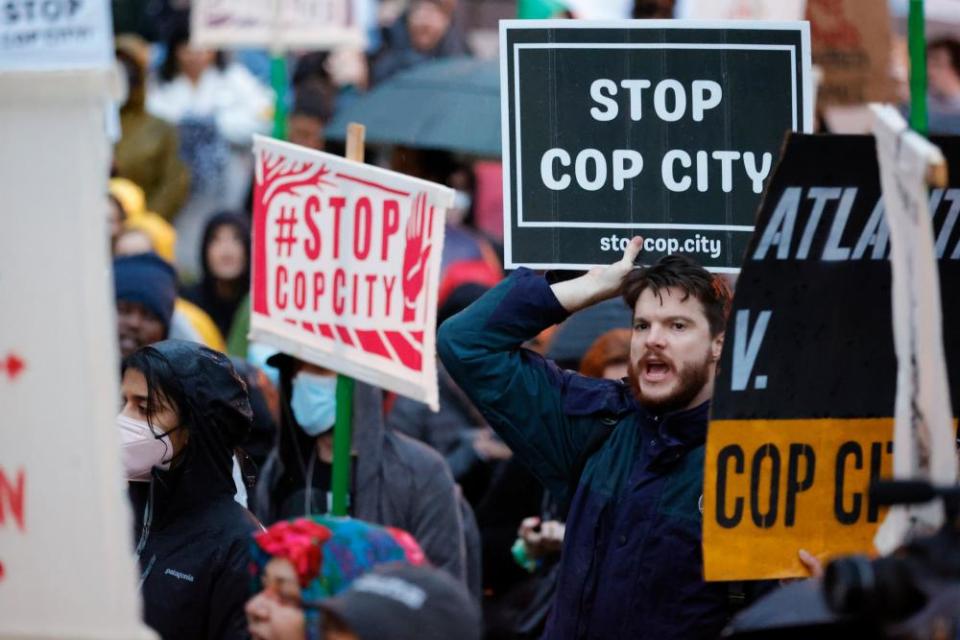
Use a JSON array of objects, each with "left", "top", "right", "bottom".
[
  {"left": 821, "top": 480, "right": 960, "bottom": 639},
  {"left": 724, "top": 480, "right": 960, "bottom": 639}
]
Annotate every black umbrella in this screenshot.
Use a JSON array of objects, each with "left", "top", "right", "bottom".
[
  {"left": 326, "top": 57, "right": 500, "bottom": 157},
  {"left": 723, "top": 580, "right": 860, "bottom": 639}
]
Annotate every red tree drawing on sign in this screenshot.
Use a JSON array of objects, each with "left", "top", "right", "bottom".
[
  {"left": 258, "top": 152, "right": 334, "bottom": 211},
  {"left": 402, "top": 192, "right": 434, "bottom": 323},
  {"left": 253, "top": 149, "right": 336, "bottom": 316}
]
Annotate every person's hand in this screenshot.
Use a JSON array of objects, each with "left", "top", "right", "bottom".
[
  {"left": 401, "top": 192, "right": 434, "bottom": 322},
  {"left": 519, "top": 517, "right": 565, "bottom": 559},
  {"left": 550, "top": 236, "right": 643, "bottom": 313},
  {"left": 779, "top": 548, "right": 825, "bottom": 586},
  {"left": 473, "top": 428, "right": 512, "bottom": 461},
  {"left": 245, "top": 591, "right": 305, "bottom": 640},
  {"left": 798, "top": 549, "right": 824, "bottom": 577}
]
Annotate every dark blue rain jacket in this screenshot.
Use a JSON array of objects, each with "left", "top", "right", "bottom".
[{"left": 438, "top": 269, "right": 731, "bottom": 639}]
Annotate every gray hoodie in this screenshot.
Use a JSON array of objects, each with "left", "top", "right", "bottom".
[{"left": 252, "top": 371, "right": 468, "bottom": 583}]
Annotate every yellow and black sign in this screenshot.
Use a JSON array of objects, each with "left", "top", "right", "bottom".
[
  {"left": 703, "top": 418, "right": 892, "bottom": 580},
  {"left": 705, "top": 134, "right": 960, "bottom": 580}
]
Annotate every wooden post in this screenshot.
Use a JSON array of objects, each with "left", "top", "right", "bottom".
[
  {"left": 330, "top": 122, "right": 365, "bottom": 516},
  {"left": 346, "top": 122, "right": 366, "bottom": 163}
]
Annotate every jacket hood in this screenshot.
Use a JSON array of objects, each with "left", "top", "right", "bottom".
[
  {"left": 144, "top": 340, "right": 253, "bottom": 517},
  {"left": 115, "top": 34, "right": 149, "bottom": 112},
  {"left": 254, "top": 354, "right": 385, "bottom": 523}
]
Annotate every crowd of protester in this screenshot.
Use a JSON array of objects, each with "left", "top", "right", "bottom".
[{"left": 103, "top": 1, "right": 960, "bottom": 638}]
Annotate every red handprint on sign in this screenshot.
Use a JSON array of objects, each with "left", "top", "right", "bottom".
[{"left": 402, "top": 192, "right": 434, "bottom": 323}]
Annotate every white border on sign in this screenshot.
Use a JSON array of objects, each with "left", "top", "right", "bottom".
[
  {"left": 253, "top": 134, "right": 459, "bottom": 194},
  {"left": 190, "top": 0, "right": 366, "bottom": 49},
  {"left": 513, "top": 42, "right": 797, "bottom": 228},
  {"left": 510, "top": 263, "right": 743, "bottom": 273},
  {"left": 498, "top": 19, "right": 814, "bottom": 271}
]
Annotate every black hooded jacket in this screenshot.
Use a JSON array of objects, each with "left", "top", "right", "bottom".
[{"left": 128, "top": 341, "right": 261, "bottom": 640}]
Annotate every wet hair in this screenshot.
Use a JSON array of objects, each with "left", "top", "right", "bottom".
[
  {"left": 579, "top": 328, "right": 632, "bottom": 378},
  {"left": 621, "top": 254, "right": 732, "bottom": 337},
  {"left": 929, "top": 38, "right": 960, "bottom": 77},
  {"left": 122, "top": 347, "right": 191, "bottom": 436}
]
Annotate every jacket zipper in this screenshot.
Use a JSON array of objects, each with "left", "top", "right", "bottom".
[
  {"left": 138, "top": 554, "right": 157, "bottom": 591},
  {"left": 135, "top": 478, "right": 155, "bottom": 557}
]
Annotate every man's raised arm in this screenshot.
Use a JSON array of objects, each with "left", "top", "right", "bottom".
[
  {"left": 549, "top": 236, "right": 642, "bottom": 312},
  {"left": 436, "top": 237, "right": 642, "bottom": 495}
]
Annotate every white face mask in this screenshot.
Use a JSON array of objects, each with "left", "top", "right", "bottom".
[{"left": 117, "top": 414, "right": 173, "bottom": 482}]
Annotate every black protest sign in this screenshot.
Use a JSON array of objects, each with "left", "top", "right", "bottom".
[
  {"left": 703, "top": 134, "right": 960, "bottom": 580},
  {"left": 500, "top": 20, "right": 812, "bottom": 272}
]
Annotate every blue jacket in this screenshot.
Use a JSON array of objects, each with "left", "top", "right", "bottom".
[{"left": 437, "top": 269, "right": 730, "bottom": 639}]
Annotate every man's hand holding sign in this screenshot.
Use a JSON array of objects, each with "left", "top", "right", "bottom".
[{"left": 705, "top": 133, "right": 960, "bottom": 582}]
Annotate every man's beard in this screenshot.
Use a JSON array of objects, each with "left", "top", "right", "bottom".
[{"left": 628, "top": 347, "right": 713, "bottom": 415}]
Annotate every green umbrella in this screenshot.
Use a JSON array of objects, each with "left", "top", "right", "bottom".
[{"left": 326, "top": 57, "right": 501, "bottom": 157}]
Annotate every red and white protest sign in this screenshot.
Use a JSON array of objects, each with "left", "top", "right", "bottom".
[{"left": 250, "top": 136, "right": 453, "bottom": 409}]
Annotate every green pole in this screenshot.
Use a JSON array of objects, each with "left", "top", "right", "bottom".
[
  {"left": 517, "top": 0, "right": 565, "bottom": 18},
  {"left": 270, "top": 52, "right": 288, "bottom": 140},
  {"left": 908, "top": 0, "right": 928, "bottom": 134},
  {"left": 330, "top": 122, "right": 366, "bottom": 516},
  {"left": 330, "top": 124, "right": 364, "bottom": 517},
  {"left": 331, "top": 374, "right": 354, "bottom": 516}
]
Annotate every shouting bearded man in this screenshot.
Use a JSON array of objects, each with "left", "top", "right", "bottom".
[{"left": 439, "top": 239, "right": 812, "bottom": 639}]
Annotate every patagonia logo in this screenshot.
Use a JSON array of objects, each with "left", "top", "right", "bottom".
[{"left": 164, "top": 568, "right": 195, "bottom": 582}]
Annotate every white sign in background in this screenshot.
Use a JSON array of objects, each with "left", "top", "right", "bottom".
[
  {"left": 0, "top": 71, "right": 154, "bottom": 638},
  {"left": 675, "top": 0, "right": 807, "bottom": 20},
  {"left": 0, "top": 0, "right": 113, "bottom": 72},
  {"left": 249, "top": 137, "right": 452, "bottom": 410},
  {"left": 191, "top": 0, "right": 365, "bottom": 49},
  {"left": 871, "top": 104, "right": 959, "bottom": 553}
]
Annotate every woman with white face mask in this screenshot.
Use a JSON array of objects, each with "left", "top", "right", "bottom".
[{"left": 119, "top": 339, "right": 261, "bottom": 640}]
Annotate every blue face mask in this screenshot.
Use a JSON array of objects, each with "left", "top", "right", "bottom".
[{"left": 290, "top": 372, "right": 337, "bottom": 436}]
